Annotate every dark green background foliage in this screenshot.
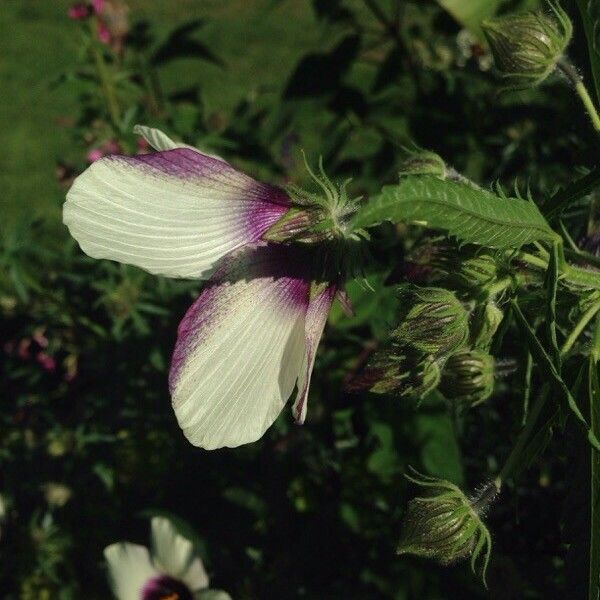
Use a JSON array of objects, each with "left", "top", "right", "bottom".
[{"left": 1, "top": 0, "right": 597, "bottom": 597}]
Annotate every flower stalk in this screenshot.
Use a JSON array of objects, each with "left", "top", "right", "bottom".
[{"left": 556, "top": 58, "right": 600, "bottom": 133}]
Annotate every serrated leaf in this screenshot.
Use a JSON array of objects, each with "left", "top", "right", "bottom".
[
  {"left": 353, "top": 176, "right": 558, "bottom": 249},
  {"left": 544, "top": 167, "right": 600, "bottom": 220},
  {"left": 512, "top": 300, "right": 600, "bottom": 451}
]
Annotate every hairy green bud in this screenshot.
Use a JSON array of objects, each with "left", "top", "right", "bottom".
[
  {"left": 482, "top": 1, "right": 572, "bottom": 89},
  {"left": 471, "top": 303, "right": 504, "bottom": 350},
  {"left": 440, "top": 349, "right": 495, "bottom": 407},
  {"left": 398, "top": 471, "right": 497, "bottom": 583},
  {"left": 398, "top": 150, "right": 447, "bottom": 179},
  {"left": 395, "top": 286, "right": 469, "bottom": 356},
  {"left": 453, "top": 254, "right": 498, "bottom": 291},
  {"left": 366, "top": 353, "right": 441, "bottom": 399}
]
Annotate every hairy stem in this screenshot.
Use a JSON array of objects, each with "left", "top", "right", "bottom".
[
  {"left": 561, "top": 301, "right": 600, "bottom": 357},
  {"left": 557, "top": 58, "right": 600, "bottom": 133}
]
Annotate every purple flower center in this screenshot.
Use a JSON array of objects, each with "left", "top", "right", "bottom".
[{"left": 142, "top": 575, "right": 193, "bottom": 600}]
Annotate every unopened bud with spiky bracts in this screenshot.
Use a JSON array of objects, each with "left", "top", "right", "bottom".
[
  {"left": 471, "top": 303, "right": 504, "bottom": 350},
  {"left": 397, "top": 470, "right": 498, "bottom": 584},
  {"left": 452, "top": 254, "right": 499, "bottom": 292},
  {"left": 265, "top": 154, "right": 364, "bottom": 245},
  {"left": 354, "top": 351, "right": 441, "bottom": 400},
  {"left": 398, "top": 149, "right": 447, "bottom": 179},
  {"left": 395, "top": 286, "right": 470, "bottom": 357},
  {"left": 482, "top": 0, "right": 572, "bottom": 89},
  {"left": 440, "top": 349, "right": 495, "bottom": 407}
]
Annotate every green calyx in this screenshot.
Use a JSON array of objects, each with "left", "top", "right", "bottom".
[
  {"left": 452, "top": 254, "right": 499, "bottom": 293},
  {"left": 440, "top": 349, "right": 495, "bottom": 407},
  {"left": 394, "top": 286, "right": 470, "bottom": 357},
  {"left": 482, "top": 0, "right": 573, "bottom": 89},
  {"left": 265, "top": 153, "right": 364, "bottom": 244},
  {"left": 368, "top": 352, "right": 441, "bottom": 400},
  {"left": 397, "top": 470, "right": 497, "bottom": 585}
]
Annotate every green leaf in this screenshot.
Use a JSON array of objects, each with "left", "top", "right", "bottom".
[
  {"left": 576, "top": 0, "right": 600, "bottom": 105},
  {"left": 544, "top": 167, "right": 600, "bottom": 220},
  {"left": 353, "top": 176, "right": 558, "bottom": 249},
  {"left": 511, "top": 300, "right": 600, "bottom": 451}
]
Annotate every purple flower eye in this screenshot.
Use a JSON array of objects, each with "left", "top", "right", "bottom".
[{"left": 142, "top": 575, "right": 193, "bottom": 600}]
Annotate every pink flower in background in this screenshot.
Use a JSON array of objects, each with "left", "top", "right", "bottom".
[
  {"left": 137, "top": 136, "right": 151, "bottom": 154},
  {"left": 97, "top": 20, "right": 112, "bottom": 44},
  {"left": 18, "top": 339, "right": 31, "bottom": 360},
  {"left": 68, "top": 3, "right": 91, "bottom": 20},
  {"left": 33, "top": 329, "right": 49, "bottom": 349},
  {"left": 37, "top": 352, "right": 57, "bottom": 372},
  {"left": 87, "top": 139, "right": 122, "bottom": 163},
  {"left": 87, "top": 148, "right": 105, "bottom": 163},
  {"left": 64, "top": 126, "right": 340, "bottom": 449},
  {"left": 92, "top": 0, "right": 106, "bottom": 15}
]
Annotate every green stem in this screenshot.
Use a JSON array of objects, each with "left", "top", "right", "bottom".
[
  {"left": 518, "top": 250, "right": 600, "bottom": 291},
  {"left": 92, "top": 44, "right": 121, "bottom": 126},
  {"left": 561, "top": 301, "right": 600, "bottom": 357},
  {"left": 558, "top": 58, "right": 600, "bottom": 133},
  {"left": 576, "top": 81, "right": 600, "bottom": 133},
  {"left": 498, "top": 385, "right": 550, "bottom": 484},
  {"left": 589, "top": 315, "right": 600, "bottom": 600},
  {"left": 517, "top": 251, "right": 547, "bottom": 270}
]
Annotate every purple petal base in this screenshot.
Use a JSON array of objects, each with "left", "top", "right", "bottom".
[{"left": 142, "top": 574, "right": 194, "bottom": 600}]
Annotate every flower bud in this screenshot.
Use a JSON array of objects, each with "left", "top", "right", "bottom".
[
  {"left": 395, "top": 286, "right": 469, "bottom": 357},
  {"left": 471, "top": 303, "right": 504, "bottom": 350},
  {"left": 398, "top": 471, "right": 497, "bottom": 582},
  {"left": 398, "top": 150, "right": 447, "bottom": 179},
  {"left": 440, "top": 349, "right": 495, "bottom": 407},
  {"left": 263, "top": 207, "right": 322, "bottom": 243},
  {"left": 360, "top": 352, "right": 441, "bottom": 399},
  {"left": 482, "top": 1, "right": 572, "bottom": 89},
  {"left": 451, "top": 254, "right": 498, "bottom": 292}
]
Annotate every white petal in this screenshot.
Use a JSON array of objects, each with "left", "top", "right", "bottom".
[
  {"left": 169, "top": 245, "right": 310, "bottom": 449},
  {"left": 104, "top": 542, "right": 158, "bottom": 600},
  {"left": 133, "top": 124, "right": 199, "bottom": 152},
  {"left": 151, "top": 517, "right": 209, "bottom": 590},
  {"left": 63, "top": 149, "right": 289, "bottom": 279},
  {"left": 292, "top": 284, "right": 336, "bottom": 424}
]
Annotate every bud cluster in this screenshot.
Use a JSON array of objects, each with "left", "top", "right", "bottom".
[{"left": 352, "top": 267, "right": 502, "bottom": 405}]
